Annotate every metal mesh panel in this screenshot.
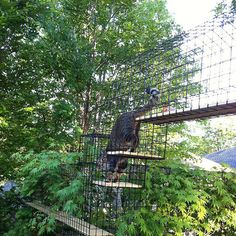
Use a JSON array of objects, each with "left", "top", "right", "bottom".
[{"left": 29, "top": 12, "right": 236, "bottom": 236}]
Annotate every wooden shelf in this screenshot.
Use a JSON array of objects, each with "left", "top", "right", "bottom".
[
  {"left": 136, "top": 102, "right": 236, "bottom": 125},
  {"left": 93, "top": 180, "right": 142, "bottom": 188},
  {"left": 107, "top": 151, "right": 164, "bottom": 160},
  {"left": 26, "top": 202, "right": 113, "bottom": 236}
]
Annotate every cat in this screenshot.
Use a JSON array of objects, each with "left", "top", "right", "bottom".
[{"left": 98, "top": 90, "right": 160, "bottom": 181}]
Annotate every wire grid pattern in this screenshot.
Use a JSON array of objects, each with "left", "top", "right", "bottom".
[
  {"left": 74, "top": 12, "right": 236, "bottom": 236},
  {"left": 29, "top": 13, "right": 236, "bottom": 235},
  {"left": 95, "top": 13, "right": 236, "bottom": 127}
]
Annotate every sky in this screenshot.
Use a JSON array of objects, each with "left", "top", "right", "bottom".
[
  {"left": 166, "top": 0, "right": 236, "bottom": 135},
  {"left": 167, "top": 0, "right": 222, "bottom": 30}
]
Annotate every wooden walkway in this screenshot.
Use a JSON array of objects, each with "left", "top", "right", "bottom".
[
  {"left": 136, "top": 102, "right": 236, "bottom": 125},
  {"left": 26, "top": 202, "right": 113, "bottom": 236}
]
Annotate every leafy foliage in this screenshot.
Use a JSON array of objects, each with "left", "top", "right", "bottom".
[
  {"left": 1, "top": 0, "right": 236, "bottom": 235},
  {"left": 117, "top": 160, "right": 236, "bottom": 236},
  {"left": 168, "top": 119, "right": 236, "bottom": 157},
  {"left": 1, "top": 151, "right": 84, "bottom": 235},
  {"left": 0, "top": 0, "right": 177, "bottom": 180},
  {"left": 18, "top": 151, "right": 84, "bottom": 214}
]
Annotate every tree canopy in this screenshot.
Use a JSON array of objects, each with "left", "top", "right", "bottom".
[
  {"left": 1, "top": 0, "right": 177, "bottom": 166},
  {"left": 1, "top": 0, "right": 236, "bottom": 235}
]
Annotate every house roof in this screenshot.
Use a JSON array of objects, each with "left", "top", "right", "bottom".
[{"left": 205, "top": 147, "right": 236, "bottom": 168}]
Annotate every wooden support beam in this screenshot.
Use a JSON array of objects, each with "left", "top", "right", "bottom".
[
  {"left": 107, "top": 151, "right": 164, "bottom": 160},
  {"left": 26, "top": 202, "right": 113, "bottom": 236},
  {"left": 93, "top": 180, "right": 142, "bottom": 188},
  {"left": 136, "top": 102, "right": 236, "bottom": 125}
]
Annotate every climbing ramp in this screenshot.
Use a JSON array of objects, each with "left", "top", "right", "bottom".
[
  {"left": 27, "top": 12, "right": 236, "bottom": 236},
  {"left": 26, "top": 202, "right": 113, "bottom": 236}
]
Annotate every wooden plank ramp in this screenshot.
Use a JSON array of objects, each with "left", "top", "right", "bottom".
[
  {"left": 93, "top": 180, "right": 142, "bottom": 188},
  {"left": 26, "top": 202, "right": 113, "bottom": 236},
  {"left": 136, "top": 102, "right": 236, "bottom": 125},
  {"left": 107, "top": 151, "right": 164, "bottom": 160}
]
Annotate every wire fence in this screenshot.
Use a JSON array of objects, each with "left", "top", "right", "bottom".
[{"left": 28, "top": 12, "right": 236, "bottom": 236}]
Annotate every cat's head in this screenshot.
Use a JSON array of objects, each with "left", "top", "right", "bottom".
[{"left": 146, "top": 87, "right": 160, "bottom": 97}]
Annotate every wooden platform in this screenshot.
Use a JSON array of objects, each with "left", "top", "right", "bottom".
[
  {"left": 136, "top": 102, "right": 236, "bottom": 125},
  {"left": 26, "top": 202, "right": 113, "bottom": 236},
  {"left": 93, "top": 180, "right": 142, "bottom": 188},
  {"left": 107, "top": 151, "right": 164, "bottom": 160}
]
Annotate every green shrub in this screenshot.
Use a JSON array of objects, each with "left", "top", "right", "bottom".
[
  {"left": 117, "top": 160, "right": 236, "bottom": 236},
  {"left": 2, "top": 151, "right": 84, "bottom": 235}
]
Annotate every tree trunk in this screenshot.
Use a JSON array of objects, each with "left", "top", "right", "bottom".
[{"left": 82, "top": 85, "right": 91, "bottom": 134}]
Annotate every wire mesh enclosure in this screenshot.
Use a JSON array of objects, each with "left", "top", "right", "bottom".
[{"left": 28, "top": 12, "right": 236, "bottom": 236}]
